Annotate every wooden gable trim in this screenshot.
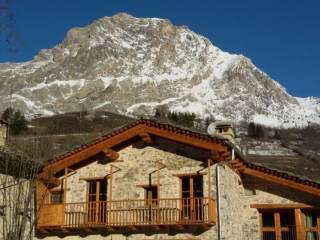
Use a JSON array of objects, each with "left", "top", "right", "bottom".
[
  {"left": 226, "top": 156, "right": 320, "bottom": 197},
  {"left": 240, "top": 166, "right": 320, "bottom": 197},
  {"left": 42, "top": 122, "right": 230, "bottom": 175},
  {"left": 42, "top": 124, "right": 144, "bottom": 174},
  {"left": 144, "top": 125, "right": 229, "bottom": 153}
]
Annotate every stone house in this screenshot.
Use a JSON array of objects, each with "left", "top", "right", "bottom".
[{"left": 35, "top": 119, "right": 320, "bottom": 240}]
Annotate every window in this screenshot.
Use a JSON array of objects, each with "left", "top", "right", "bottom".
[
  {"left": 87, "top": 179, "right": 107, "bottom": 202},
  {"left": 302, "top": 210, "right": 320, "bottom": 240},
  {"left": 86, "top": 179, "right": 107, "bottom": 224},
  {"left": 50, "top": 190, "right": 64, "bottom": 204},
  {"left": 143, "top": 185, "right": 158, "bottom": 206},
  {"left": 260, "top": 210, "right": 296, "bottom": 240},
  {"left": 258, "top": 208, "right": 320, "bottom": 240},
  {"left": 179, "top": 175, "right": 203, "bottom": 221},
  {"left": 180, "top": 175, "right": 203, "bottom": 199}
]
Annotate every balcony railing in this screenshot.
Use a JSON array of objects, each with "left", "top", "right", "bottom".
[{"left": 37, "top": 197, "right": 216, "bottom": 230}]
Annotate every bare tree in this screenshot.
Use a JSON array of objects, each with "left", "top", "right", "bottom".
[{"left": 0, "top": 146, "right": 46, "bottom": 240}]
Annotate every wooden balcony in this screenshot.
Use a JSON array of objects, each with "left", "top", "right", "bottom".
[{"left": 37, "top": 198, "right": 216, "bottom": 231}]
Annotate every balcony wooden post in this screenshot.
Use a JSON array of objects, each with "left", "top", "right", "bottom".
[
  {"left": 190, "top": 177, "right": 194, "bottom": 222},
  {"left": 157, "top": 161, "right": 160, "bottom": 224},
  {"left": 109, "top": 165, "right": 113, "bottom": 202},
  {"left": 208, "top": 158, "right": 212, "bottom": 222},
  {"left": 108, "top": 165, "right": 113, "bottom": 225},
  {"left": 157, "top": 161, "right": 160, "bottom": 201},
  {"left": 63, "top": 168, "right": 68, "bottom": 204},
  {"left": 62, "top": 168, "right": 69, "bottom": 227},
  {"left": 295, "top": 208, "right": 304, "bottom": 240}
]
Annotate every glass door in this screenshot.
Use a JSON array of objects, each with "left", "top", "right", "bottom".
[
  {"left": 180, "top": 175, "right": 203, "bottom": 222},
  {"left": 87, "top": 179, "right": 107, "bottom": 224}
]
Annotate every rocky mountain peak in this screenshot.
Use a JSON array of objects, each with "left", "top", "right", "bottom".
[{"left": 0, "top": 13, "right": 319, "bottom": 127}]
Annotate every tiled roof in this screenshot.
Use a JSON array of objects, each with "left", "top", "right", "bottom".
[{"left": 44, "top": 118, "right": 320, "bottom": 192}]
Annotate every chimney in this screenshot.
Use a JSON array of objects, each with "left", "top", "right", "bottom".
[
  {"left": 0, "top": 120, "right": 8, "bottom": 147},
  {"left": 208, "top": 121, "right": 238, "bottom": 146},
  {"left": 215, "top": 121, "right": 236, "bottom": 143}
]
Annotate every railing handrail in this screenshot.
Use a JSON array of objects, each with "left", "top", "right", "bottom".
[{"left": 58, "top": 197, "right": 214, "bottom": 205}]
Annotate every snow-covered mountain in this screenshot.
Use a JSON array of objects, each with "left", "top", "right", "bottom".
[{"left": 0, "top": 13, "right": 319, "bottom": 127}]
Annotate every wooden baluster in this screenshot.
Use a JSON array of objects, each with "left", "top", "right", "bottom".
[
  {"left": 185, "top": 198, "right": 187, "bottom": 222},
  {"left": 119, "top": 201, "right": 121, "bottom": 225},
  {"left": 76, "top": 204, "right": 78, "bottom": 227},
  {"left": 113, "top": 201, "right": 116, "bottom": 225},
  {"left": 73, "top": 204, "right": 76, "bottom": 227},
  {"left": 74, "top": 203, "right": 76, "bottom": 227},
  {"left": 128, "top": 202, "right": 131, "bottom": 226},
  {"left": 119, "top": 201, "right": 121, "bottom": 226},
  {"left": 120, "top": 201, "right": 123, "bottom": 225},
  {"left": 176, "top": 199, "right": 178, "bottom": 222}
]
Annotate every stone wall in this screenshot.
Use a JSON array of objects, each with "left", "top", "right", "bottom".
[
  {"left": 218, "top": 166, "right": 320, "bottom": 240},
  {"left": 217, "top": 165, "right": 243, "bottom": 240},
  {"left": 66, "top": 145, "right": 215, "bottom": 203}
]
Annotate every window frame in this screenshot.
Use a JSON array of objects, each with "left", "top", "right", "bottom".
[
  {"left": 253, "top": 205, "right": 320, "bottom": 240},
  {"left": 259, "top": 210, "right": 296, "bottom": 240},
  {"left": 301, "top": 209, "right": 320, "bottom": 239},
  {"left": 50, "top": 189, "right": 64, "bottom": 204},
  {"left": 142, "top": 185, "right": 159, "bottom": 206},
  {"left": 86, "top": 179, "right": 108, "bottom": 203}
]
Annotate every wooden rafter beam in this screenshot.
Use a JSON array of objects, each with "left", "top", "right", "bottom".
[
  {"left": 102, "top": 148, "right": 119, "bottom": 161},
  {"left": 139, "top": 130, "right": 153, "bottom": 145}
]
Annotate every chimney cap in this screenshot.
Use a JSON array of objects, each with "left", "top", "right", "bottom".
[{"left": 215, "top": 121, "right": 234, "bottom": 128}]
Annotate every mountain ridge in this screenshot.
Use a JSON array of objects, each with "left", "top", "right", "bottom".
[{"left": 0, "top": 13, "right": 319, "bottom": 127}]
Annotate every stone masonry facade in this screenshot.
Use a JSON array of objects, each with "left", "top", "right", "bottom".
[
  {"left": 35, "top": 144, "right": 319, "bottom": 240},
  {"left": 36, "top": 145, "right": 217, "bottom": 240},
  {"left": 218, "top": 166, "right": 319, "bottom": 240}
]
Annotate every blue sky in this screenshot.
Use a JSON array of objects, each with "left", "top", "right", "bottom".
[{"left": 1, "top": 0, "right": 319, "bottom": 97}]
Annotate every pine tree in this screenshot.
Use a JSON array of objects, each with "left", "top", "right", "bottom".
[
  {"left": 1, "top": 107, "right": 14, "bottom": 122},
  {"left": 1, "top": 108, "right": 28, "bottom": 135}
]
